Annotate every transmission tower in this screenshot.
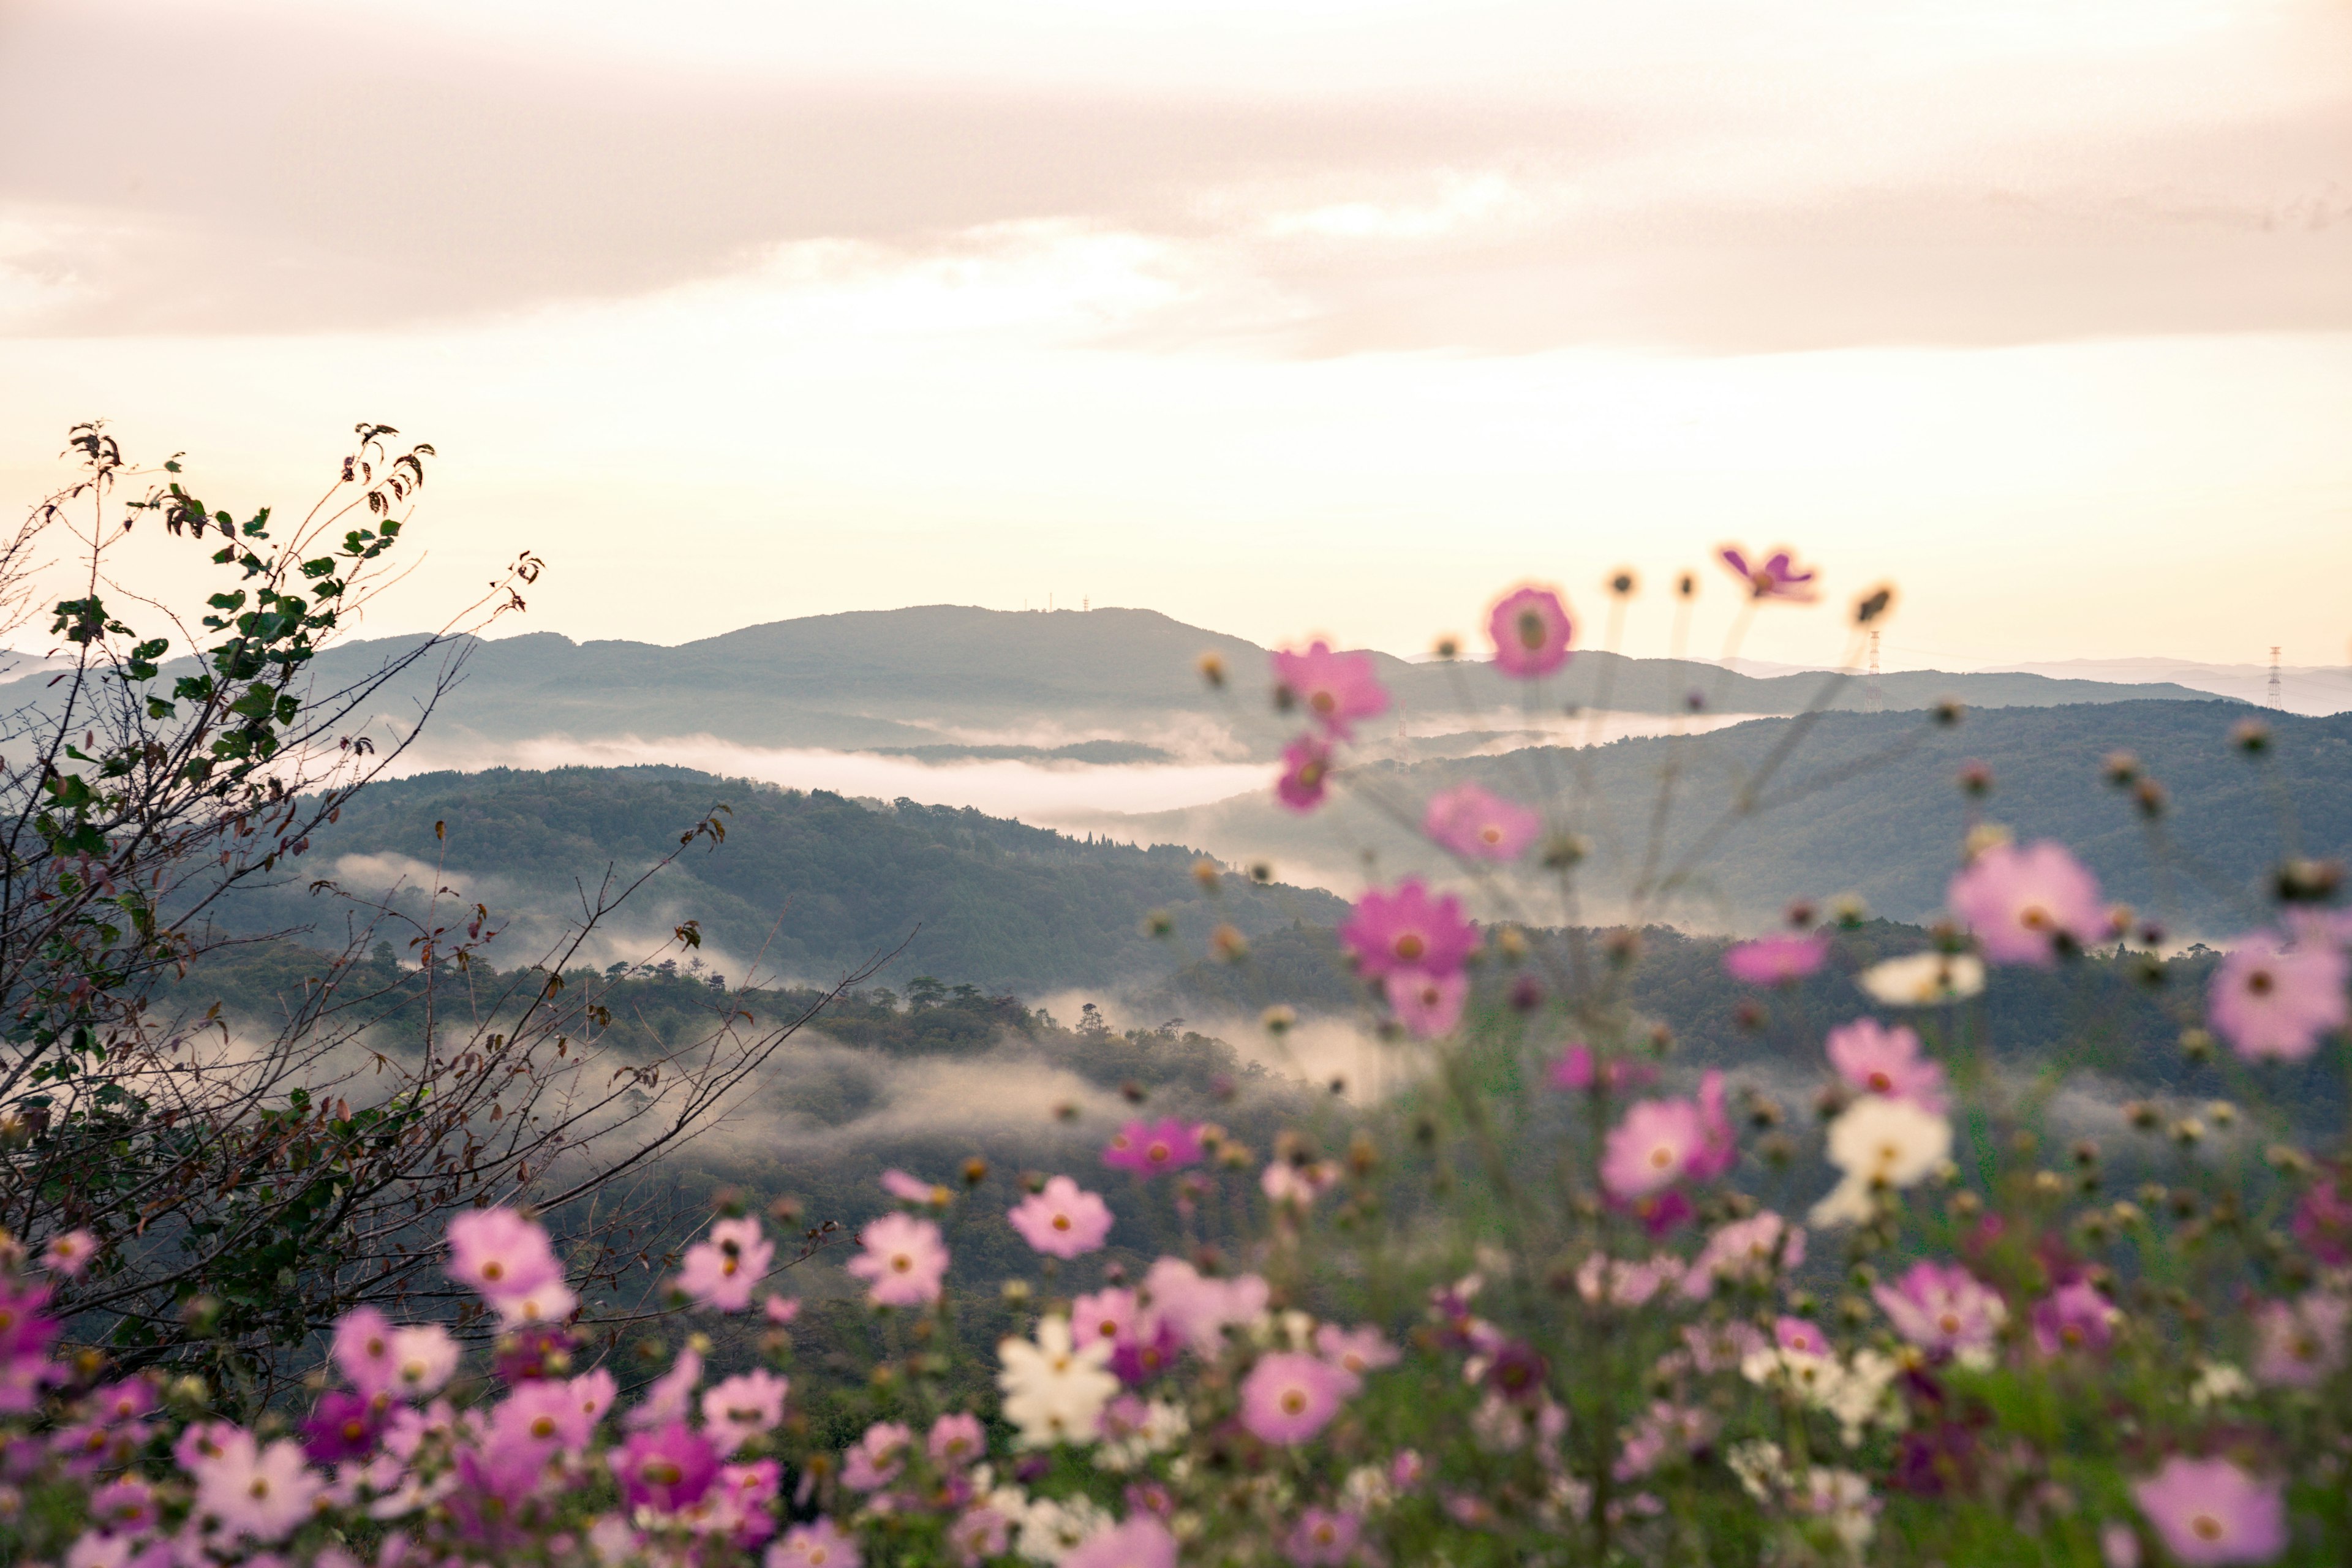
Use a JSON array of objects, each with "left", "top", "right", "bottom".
[
  {"left": 2268, "top": 646, "right": 2283, "bottom": 710},
  {"left": 1866, "top": 630, "right": 1883, "bottom": 712}
]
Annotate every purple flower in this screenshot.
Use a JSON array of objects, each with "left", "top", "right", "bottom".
[
  {"left": 1826, "top": 1019, "right": 1947, "bottom": 1111},
  {"left": 1423, "top": 783, "right": 1540, "bottom": 861},
  {"left": 1276, "top": 734, "right": 1335, "bottom": 813},
  {"left": 1008, "top": 1175, "right": 1114, "bottom": 1259},
  {"left": 1724, "top": 932, "right": 1827, "bottom": 985},
  {"left": 1947, "top": 840, "right": 2106, "bottom": 965},
  {"left": 88, "top": 1478, "right": 156, "bottom": 1536},
  {"left": 679, "top": 1216, "right": 775, "bottom": 1313},
  {"left": 1874, "top": 1261, "right": 2005, "bottom": 1358},
  {"left": 844, "top": 1213, "right": 948, "bottom": 1307},
  {"left": 1719, "top": 545, "right": 1818, "bottom": 601},
  {"left": 1284, "top": 1507, "right": 1364, "bottom": 1567},
  {"left": 1238, "top": 1352, "right": 1357, "bottom": 1445},
  {"left": 491, "top": 1322, "right": 573, "bottom": 1386},
  {"left": 300, "top": 1389, "right": 386, "bottom": 1464},
  {"left": 2294, "top": 1172, "right": 2352, "bottom": 1265},
  {"left": 1065, "top": 1514, "right": 1180, "bottom": 1568},
  {"left": 2252, "top": 1292, "right": 2349, "bottom": 1387},
  {"left": 1487, "top": 585, "right": 1575, "bottom": 677},
  {"left": 2030, "top": 1281, "right": 2118, "bottom": 1357},
  {"left": 1102, "top": 1118, "right": 1207, "bottom": 1177},
  {"left": 1340, "top": 879, "right": 1478, "bottom": 981},
  {"left": 2207, "top": 933, "right": 2348, "bottom": 1062},
  {"left": 611, "top": 1423, "right": 720, "bottom": 1514},
  {"left": 1272, "top": 642, "right": 1390, "bottom": 740},
  {"left": 1548, "top": 1043, "right": 1657, "bottom": 1094},
  {"left": 2131, "top": 1457, "right": 2286, "bottom": 1566}
]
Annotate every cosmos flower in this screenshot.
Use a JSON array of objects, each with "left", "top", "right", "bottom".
[
  {"left": 767, "top": 1518, "right": 862, "bottom": 1568},
  {"left": 1856, "top": 951, "right": 1986, "bottom": 1006},
  {"left": 2207, "top": 933, "right": 2348, "bottom": 1062},
  {"left": 1718, "top": 545, "right": 1818, "bottom": 601},
  {"left": 927, "top": 1411, "right": 985, "bottom": 1468},
  {"left": 1142, "top": 1258, "right": 1270, "bottom": 1355},
  {"left": 1548, "top": 1044, "right": 1657, "bottom": 1094},
  {"left": 1272, "top": 642, "right": 1390, "bottom": 740},
  {"left": 1423, "top": 782, "right": 1541, "bottom": 861},
  {"left": 1873, "top": 1262, "right": 2006, "bottom": 1359},
  {"left": 1276, "top": 734, "right": 1335, "bottom": 813},
  {"left": 1825, "top": 1019, "right": 1947, "bottom": 1112},
  {"left": 1284, "top": 1507, "right": 1365, "bottom": 1567},
  {"left": 445, "top": 1208, "right": 576, "bottom": 1327},
  {"left": 1385, "top": 967, "right": 1468, "bottom": 1039},
  {"left": 881, "top": 1169, "right": 951, "bottom": 1206},
  {"left": 1238, "top": 1352, "right": 1357, "bottom": 1446},
  {"left": 611, "top": 1423, "right": 720, "bottom": 1515},
  {"left": 1102, "top": 1118, "right": 1207, "bottom": 1177},
  {"left": 846, "top": 1213, "right": 949, "bottom": 1308},
  {"left": 1008, "top": 1176, "right": 1115, "bottom": 1259},
  {"left": 678, "top": 1216, "right": 775, "bottom": 1313},
  {"left": 624, "top": 1344, "right": 703, "bottom": 1430},
  {"left": 2031, "top": 1281, "right": 2120, "bottom": 1357},
  {"left": 2251, "top": 1293, "right": 2349, "bottom": 1388},
  {"left": 1774, "top": 1317, "right": 1831, "bottom": 1357},
  {"left": 1811, "top": 1095, "right": 1953, "bottom": 1226},
  {"left": 1338, "top": 879, "right": 1478, "bottom": 981},
  {"left": 701, "top": 1370, "right": 790, "bottom": 1453},
  {"left": 1681, "top": 1212, "right": 1806, "bottom": 1298},
  {"left": 40, "top": 1229, "right": 97, "bottom": 1278},
  {"left": 1485, "top": 586, "right": 1575, "bottom": 677},
  {"left": 1261, "top": 1159, "right": 1342, "bottom": 1208},
  {"left": 1600, "top": 1098, "right": 1707, "bottom": 1202},
  {"left": 1723, "top": 933, "right": 1826, "bottom": 985},
  {"left": 1064, "top": 1515, "right": 1180, "bottom": 1568},
  {"left": 2131, "top": 1457, "right": 2286, "bottom": 1567},
  {"left": 1314, "top": 1324, "right": 1400, "bottom": 1378},
  {"left": 949, "top": 1506, "right": 1012, "bottom": 1566},
  {"left": 840, "top": 1422, "right": 911, "bottom": 1491},
  {"left": 300, "top": 1390, "right": 386, "bottom": 1466},
  {"left": 997, "top": 1316, "right": 1120, "bottom": 1449},
  {"left": 1947, "top": 840, "right": 2106, "bottom": 965},
  {"left": 184, "top": 1427, "right": 322, "bottom": 1543}
]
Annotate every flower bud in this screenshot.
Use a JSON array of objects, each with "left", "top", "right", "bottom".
[{"left": 1197, "top": 652, "right": 1226, "bottom": 687}]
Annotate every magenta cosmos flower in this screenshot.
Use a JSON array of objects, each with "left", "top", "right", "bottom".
[
  {"left": 1102, "top": 1118, "right": 1206, "bottom": 1177},
  {"left": 1272, "top": 642, "right": 1390, "bottom": 740},
  {"left": 1285, "top": 1507, "right": 1365, "bottom": 1568},
  {"left": 1238, "top": 1351, "right": 1358, "bottom": 1445},
  {"left": 1724, "top": 932, "right": 1827, "bottom": 985},
  {"left": 1065, "top": 1515, "right": 1179, "bottom": 1568},
  {"left": 1423, "top": 782, "right": 1540, "bottom": 861},
  {"left": 1486, "top": 586, "right": 1574, "bottom": 678},
  {"left": 2294, "top": 1171, "right": 2352, "bottom": 1265},
  {"left": 1340, "top": 878, "right": 1477, "bottom": 980},
  {"left": 679, "top": 1216, "right": 774, "bottom": 1313},
  {"left": 2132, "top": 1457, "right": 2286, "bottom": 1567},
  {"left": 769, "top": 1518, "right": 862, "bottom": 1568},
  {"left": 2030, "top": 1280, "right": 2118, "bottom": 1356},
  {"left": 1874, "top": 1262, "right": 2005, "bottom": 1357},
  {"left": 1825, "top": 1019, "right": 1947, "bottom": 1112},
  {"left": 613, "top": 1422, "right": 721, "bottom": 1513},
  {"left": 1385, "top": 968, "right": 1468, "bottom": 1039},
  {"left": 845, "top": 1213, "right": 949, "bottom": 1307},
  {"left": 2207, "top": 933, "right": 2348, "bottom": 1062},
  {"left": 1008, "top": 1175, "right": 1115, "bottom": 1259},
  {"left": 1276, "top": 734, "right": 1335, "bottom": 813},
  {"left": 1718, "top": 545, "right": 1818, "bottom": 601},
  {"left": 1947, "top": 840, "right": 2106, "bottom": 965}
]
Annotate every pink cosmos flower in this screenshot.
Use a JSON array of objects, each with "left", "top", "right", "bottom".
[
  {"left": 1423, "top": 783, "right": 1540, "bottom": 861},
  {"left": 1486, "top": 586, "right": 1574, "bottom": 677},
  {"left": 1276, "top": 734, "right": 1335, "bottom": 813},
  {"left": 1690, "top": 1070, "right": 1736, "bottom": 1181},
  {"left": 840, "top": 1421, "right": 911, "bottom": 1491},
  {"left": 612, "top": 1423, "right": 720, "bottom": 1515},
  {"left": 928, "top": 1411, "right": 986, "bottom": 1468},
  {"left": 1285, "top": 1507, "right": 1364, "bottom": 1567},
  {"left": 1314, "top": 1324, "right": 1400, "bottom": 1378},
  {"left": 1681, "top": 1212, "right": 1806, "bottom": 1298},
  {"left": 1143, "top": 1258, "right": 1270, "bottom": 1356},
  {"left": 2294, "top": 1172, "right": 2352, "bottom": 1265},
  {"left": 1874, "top": 1262, "right": 2005, "bottom": 1357},
  {"left": 1261, "top": 1159, "right": 1341, "bottom": 1208},
  {"left": 1825, "top": 1019, "right": 1948, "bottom": 1112},
  {"left": 2131, "top": 1457, "right": 2286, "bottom": 1567},
  {"left": 701, "top": 1460, "right": 782, "bottom": 1548},
  {"left": 1947, "top": 841, "right": 2106, "bottom": 965},
  {"left": 701, "top": 1370, "right": 790, "bottom": 1453},
  {"left": 1102, "top": 1118, "right": 1207, "bottom": 1177},
  {"left": 185, "top": 1428, "right": 321, "bottom": 1543},
  {"left": 0, "top": 1278, "right": 61, "bottom": 1414},
  {"left": 1600, "top": 1099, "right": 1706, "bottom": 1201},
  {"left": 570, "top": 1367, "right": 619, "bottom": 1427},
  {"left": 679, "top": 1216, "right": 775, "bottom": 1313},
  {"left": 40, "top": 1229, "right": 97, "bottom": 1278},
  {"left": 764, "top": 1294, "right": 803, "bottom": 1324},
  {"left": 1774, "top": 1316, "right": 1831, "bottom": 1357},
  {"left": 1548, "top": 1044, "right": 1657, "bottom": 1095},
  {"left": 1340, "top": 879, "right": 1477, "bottom": 980},
  {"left": 1718, "top": 545, "right": 1818, "bottom": 601},
  {"left": 1724, "top": 933, "right": 1826, "bottom": 985},
  {"left": 494, "top": 1321, "right": 575, "bottom": 1384},
  {"left": 1008, "top": 1175, "right": 1115, "bottom": 1259},
  {"left": 2252, "top": 1292, "right": 2350, "bottom": 1387},
  {"left": 846, "top": 1213, "right": 949, "bottom": 1307},
  {"left": 445, "top": 1208, "right": 575, "bottom": 1325},
  {"left": 2032, "top": 1281, "right": 2119, "bottom": 1356},
  {"left": 1065, "top": 1515, "right": 1180, "bottom": 1568},
  {"left": 950, "top": 1507, "right": 1012, "bottom": 1566},
  {"left": 1385, "top": 968, "right": 1468, "bottom": 1039},
  {"left": 300, "top": 1390, "right": 385, "bottom": 1465},
  {"left": 2207, "top": 934, "right": 2348, "bottom": 1062},
  {"left": 483, "top": 1379, "right": 590, "bottom": 1475},
  {"left": 1272, "top": 641, "right": 1390, "bottom": 740},
  {"left": 881, "top": 1169, "right": 949, "bottom": 1205},
  {"left": 1238, "top": 1351, "right": 1357, "bottom": 1445},
  {"left": 624, "top": 1344, "right": 703, "bottom": 1430},
  {"left": 331, "top": 1306, "right": 400, "bottom": 1396},
  {"left": 1073, "top": 1287, "right": 1148, "bottom": 1354},
  {"left": 88, "top": 1478, "right": 156, "bottom": 1536},
  {"left": 768, "top": 1518, "right": 862, "bottom": 1568}
]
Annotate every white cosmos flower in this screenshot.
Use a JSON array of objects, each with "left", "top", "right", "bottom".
[
  {"left": 997, "top": 1316, "right": 1118, "bottom": 1450},
  {"left": 1811, "top": 1096, "right": 1953, "bottom": 1227},
  {"left": 1857, "top": 952, "right": 1986, "bottom": 1006}
]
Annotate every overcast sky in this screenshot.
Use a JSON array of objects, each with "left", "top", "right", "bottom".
[{"left": 1, "top": 0, "right": 2346, "bottom": 669}]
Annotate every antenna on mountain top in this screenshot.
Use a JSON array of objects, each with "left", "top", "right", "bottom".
[
  {"left": 1866, "top": 630, "right": 1883, "bottom": 712},
  {"left": 1084, "top": 597, "right": 1090, "bottom": 611},
  {"left": 2268, "top": 646, "right": 2283, "bottom": 710}
]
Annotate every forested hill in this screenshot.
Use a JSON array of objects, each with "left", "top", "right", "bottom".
[{"left": 206, "top": 767, "right": 1347, "bottom": 993}]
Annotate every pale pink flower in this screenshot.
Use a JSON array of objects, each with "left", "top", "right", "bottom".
[
  {"left": 1576, "top": 1251, "right": 1685, "bottom": 1307},
  {"left": 880, "top": 1169, "right": 950, "bottom": 1206},
  {"left": 445, "top": 1207, "right": 565, "bottom": 1308},
  {"left": 1238, "top": 1352, "right": 1357, "bottom": 1445},
  {"left": 387, "top": 1325, "right": 459, "bottom": 1399},
  {"left": 763, "top": 1294, "right": 802, "bottom": 1324},
  {"left": 1724, "top": 933, "right": 1826, "bottom": 985},
  {"left": 1423, "top": 783, "right": 1540, "bottom": 861},
  {"left": 1272, "top": 641, "right": 1390, "bottom": 740},
  {"left": 1142, "top": 1258, "right": 1268, "bottom": 1355},
  {"left": 1600, "top": 1099, "right": 1705, "bottom": 1201},
  {"left": 1276, "top": 734, "right": 1335, "bottom": 813},
  {"left": 701, "top": 1370, "right": 790, "bottom": 1453},
  {"left": 1874, "top": 1261, "right": 2005, "bottom": 1357},
  {"left": 1072, "top": 1287, "right": 1148, "bottom": 1354},
  {"left": 927, "top": 1411, "right": 986, "bottom": 1468},
  {"left": 679, "top": 1216, "right": 774, "bottom": 1313},
  {"left": 1947, "top": 840, "right": 2106, "bottom": 965},
  {"left": 1681, "top": 1212, "right": 1805, "bottom": 1298},
  {"left": 1065, "top": 1515, "right": 1178, "bottom": 1568},
  {"left": 1008, "top": 1176, "right": 1114, "bottom": 1259},
  {"left": 488, "top": 1378, "right": 593, "bottom": 1457},
  {"left": 2252, "top": 1292, "right": 2349, "bottom": 1387},
  {"left": 1102, "top": 1118, "right": 1206, "bottom": 1177},
  {"left": 1284, "top": 1506, "right": 1364, "bottom": 1567},
  {"left": 1340, "top": 879, "right": 1477, "bottom": 981},
  {"left": 186, "top": 1428, "right": 321, "bottom": 1542},
  {"left": 1385, "top": 967, "right": 1468, "bottom": 1039},
  {"left": 845, "top": 1213, "right": 948, "bottom": 1307},
  {"left": 839, "top": 1421, "right": 910, "bottom": 1491},
  {"left": 1825, "top": 1019, "right": 1947, "bottom": 1111},
  {"left": 1486, "top": 585, "right": 1574, "bottom": 677},
  {"left": 1548, "top": 1044, "right": 1656, "bottom": 1094},
  {"left": 768, "top": 1518, "right": 861, "bottom": 1568},
  {"left": 1261, "top": 1159, "right": 1341, "bottom": 1208},
  {"left": 1775, "top": 1316, "right": 1831, "bottom": 1357},
  {"left": 624, "top": 1344, "right": 703, "bottom": 1430},
  {"left": 950, "top": 1506, "right": 1011, "bottom": 1566},
  {"left": 1313, "top": 1324, "right": 1400, "bottom": 1378},
  {"left": 1718, "top": 545, "right": 1817, "bottom": 601},
  {"left": 40, "top": 1229, "right": 97, "bottom": 1278},
  {"left": 2207, "top": 934, "right": 2348, "bottom": 1062},
  {"left": 331, "top": 1306, "right": 401, "bottom": 1399},
  {"left": 2032, "top": 1281, "right": 2119, "bottom": 1356},
  {"left": 2131, "top": 1457, "right": 2286, "bottom": 1566},
  {"left": 570, "top": 1368, "right": 619, "bottom": 1427}
]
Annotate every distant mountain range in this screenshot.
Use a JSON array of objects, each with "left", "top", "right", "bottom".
[
  {"left": 1727, "top": 654, "right": 2351, "bottom": 717},
  {"left": 17, "top": 605, "right": 2237, "bottom": 766}
]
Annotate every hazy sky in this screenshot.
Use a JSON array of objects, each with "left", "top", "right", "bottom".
[{"left": 1, "top": 0, "right": 2347, "bottom": 670}]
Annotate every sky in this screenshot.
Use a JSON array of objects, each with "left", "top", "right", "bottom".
[{"left": 1, "top": 0, "right": 2347, "bottom": 672}]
